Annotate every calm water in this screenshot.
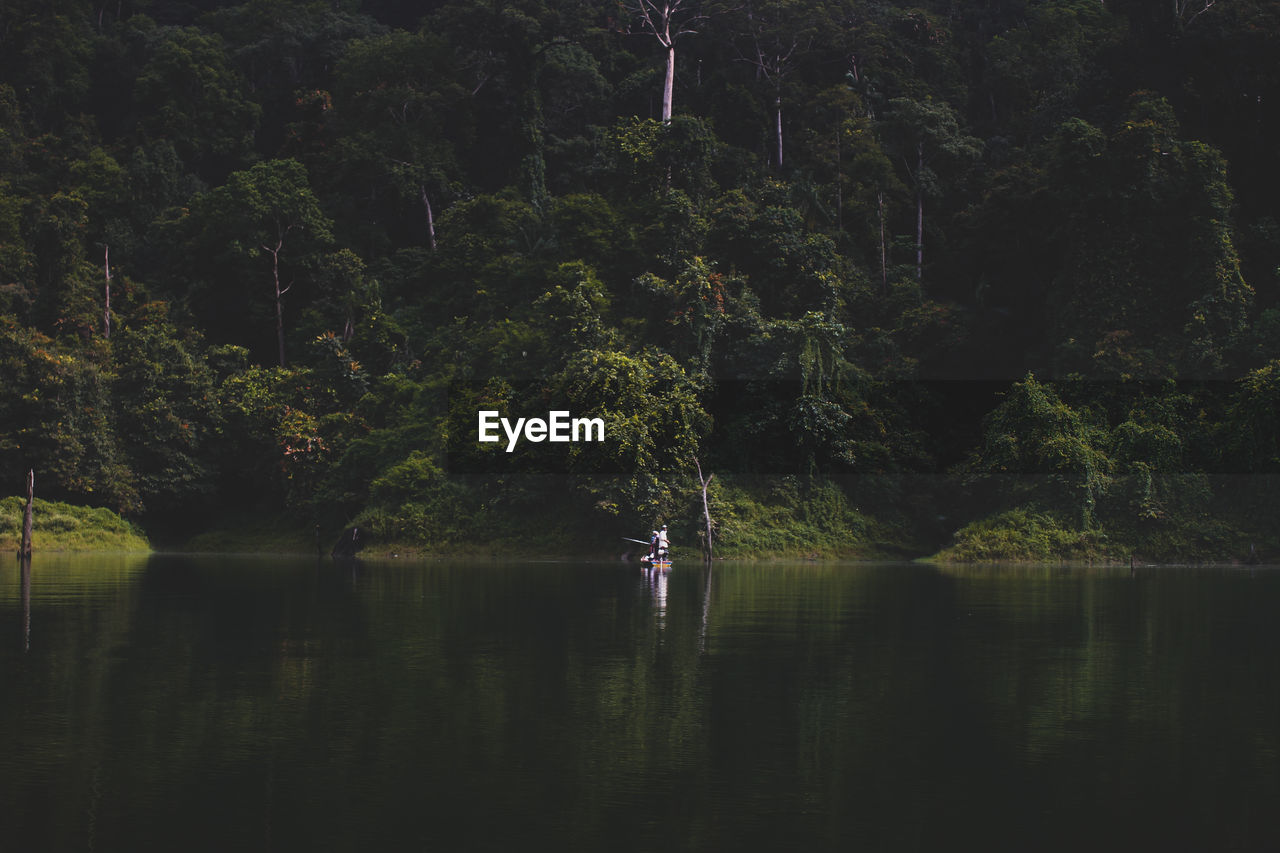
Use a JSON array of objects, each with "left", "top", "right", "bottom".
[{"left": 2, "top": 555, "right": 1279, "bottom": 852}]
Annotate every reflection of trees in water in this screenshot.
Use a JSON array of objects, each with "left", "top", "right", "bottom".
[
  {"left": 1, "top": 554, "right": 149, "bottom": 850},
  {"left": 941, "top": 565, "right": 1280, "bottom": 845},
  {"left": 6, "top": 559, "right": 1279, "bottom": 849}
]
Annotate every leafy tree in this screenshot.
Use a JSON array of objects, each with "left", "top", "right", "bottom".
[
  {"left": 721, "top": 0, "right": 840, "bottom": 170},
  {"left": 0, "top": 318, "right": 137, "bottom": 513},
  {"left": 330, "top": 29, "right": 467, "bottom": 254},
  {"left": 296, "top": 248, "right": 405, "bottom": 376},
  {"left": 881, "top": 96, "right": 980, "bottom": 288},
  {"left": 537, "top": 42, "right": 612, "bottom": 194},
  {"left": 133, "top": 22, "right": 261, "bottom": 178},
  {"left": 533, "top": 261, "right": 613, "bottom": 353},
  {"left": 1224, "top": 359, "right": 1280, "bottom": 473},
  {"left": 983, "top": 0, "right": 1125, "bottom": 142},
  {"left": 202, "top": 0, "right": 382, "bottom": 154},
  {"left": 549, "top": 346, "right": 710, "bottom": 527},
  {"left": 1103, "top": 386, "right": 1211, "bottom": 533},
  {"left": 27, "top": 190, "right": 101, "bottom": 339},
  {"left": 633, "top": 254, "right": 727, "bottom": 379},
  {"left": 187, "top": 158, "right": 333, "bottom": 366},
  {"left": 707, "top": 183, "right": 841, "bottom": 317},
  {"left": 0, "top": 5, "right": 93, "bottom": 125},
  {"left": 1045, "top": 96, "right": 1252, "bottom": 378},
  {"left": 0, "top": 182, "right": 37, "bottom": 320},
  {"left": 110, "top": 304, "right": 220, "bottom": 517},
  {"left": 121, "top": 138, "right": 205, "bottom": 269},
  {"left": 963, "top": 374, "right": 1111, "bottom": 529}
]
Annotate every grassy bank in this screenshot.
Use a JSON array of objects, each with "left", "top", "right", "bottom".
[
  {"left": 0, "top": 496, "right": 150, "bottom": 552},
  {"left": 929, "top": 507, "right": 1263, "bottom": 565},
  {"left": 343, "top": 475, "right": 907, "bottom": 561}
]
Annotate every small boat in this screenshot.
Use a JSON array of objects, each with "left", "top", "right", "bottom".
[{"left": 627, "top": 537, "right": 671, "bottom": 569}]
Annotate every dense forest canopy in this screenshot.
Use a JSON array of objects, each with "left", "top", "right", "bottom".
[{"left": 1, "top": 0, "right": 1278, "bottom": 559}]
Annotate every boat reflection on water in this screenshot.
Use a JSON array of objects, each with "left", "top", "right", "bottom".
[
  {"left": 642, "top": 563, "right": 669, "bottom": 630},
  {"left": 639, "top": 560, "right": 716, "bottom": 653}
]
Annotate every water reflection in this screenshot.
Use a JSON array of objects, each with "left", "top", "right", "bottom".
[
  {"left": 0, "top": 557, "right": 1277, "bottom": 852},
  {"left": 641, "top": 564, "right": 668, "bottom": 630},
  {"left": 19, "top": 556, "right": 30, "bottom": 652}
]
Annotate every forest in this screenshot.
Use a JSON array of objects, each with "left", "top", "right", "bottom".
[{"left": 1, "top": 0, "right": 1279, "bottom": 560}]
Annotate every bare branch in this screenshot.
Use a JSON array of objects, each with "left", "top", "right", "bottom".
[{"left": 1175, "top": 0, "right": 1217, "bottom": 27}]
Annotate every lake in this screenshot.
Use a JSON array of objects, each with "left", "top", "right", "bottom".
[{"left": 2, "top": 554, "right": 1278, "bottom": 851}]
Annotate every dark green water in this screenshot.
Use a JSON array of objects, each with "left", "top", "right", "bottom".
[{"left": 2, "top": 555, "right": 1279, "bottom": 852}]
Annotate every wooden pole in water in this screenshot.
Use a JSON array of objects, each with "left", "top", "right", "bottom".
[{"left": 20, "top": 469, "right": 34, "bottom": 558}]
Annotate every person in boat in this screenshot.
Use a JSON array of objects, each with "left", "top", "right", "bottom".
[
  {"left": 648, "top": 529, "right": 660, "bottom": 562},
  {"left": 656, "top": 524, "right": 669, "bottom": 560}
]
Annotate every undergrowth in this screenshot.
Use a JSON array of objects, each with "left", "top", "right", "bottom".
[{"left": 0, "top": 496, "right": 150, "bottom": 552}]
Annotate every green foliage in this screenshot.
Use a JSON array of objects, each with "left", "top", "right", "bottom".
[
  {"left": 1044, "top": 97, "right": 1252, "bottom": 378},
  {"left": 185, "top": 158, "right": 333, "bottom": 363},
  {"left": 706, "top": 476, "right": 876, "bottom": 558},
  {"left": 964, "top": 374, "right": 1111, "bottom": 528},
  {"left": 1223, "top": 359, "right": 1280, "bottom": 472},
  {"left": 985, "top": 0, "right": 1126, "bottom": 141},
  {"left": 133, "top": 23, "right": 262, "bottom": 176},
  {"left": 111, "top": 307, "right": 220, "bottom": 515},
  {"left": 1104, "top": 388, "right": 1209, "bottom": 524},
  {"left": 0, "top": 496, "right": 149, "bottom": 552},
  {"left": 1, "top": 0, "right": 1278, "bottom": 559},
  {"left": 0, "top": 319, "right": 137, "bottom": 513},
  {"left": 549, "top": 346, "right": 710, "bottom": 529},
  {"left": 934, "top": 508, "right": 1097, "bottom": 563}
]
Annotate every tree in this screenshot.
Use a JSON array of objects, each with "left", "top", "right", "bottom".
[
  {"left": 964, "top": 374, "right": 1111, "bottom": 530},
  {"left": 28, "top": 190, "right": 100, "bottom": 339},
  {"left": 882, "top": 97, "right": 980, "bottom": 287},
  {"left": 707, "top": 183, "right": 842, "bottom": 317},
  {"left": 621, "top": 0, "right": 706, "bottom": 122},
  {"left": 133, "top": 23, "right": 261, "bottom": 179},
  {"left": 201, "top": 0, "right": 382, "bottom": 156},
  {"left": 0, "top": 318, "right": 137, "bottom": 513},
  {"left": 110, "top": 306, "right": 220, "bottom": 517},
  {"left": 0, "top": 7, "right": 93, "bottom": 125},
  {"left": 1044, "top": 97, "right": 1253, "bottom": 378},
  {"left": 1103, "top": 387, "right": 1211, "bottom": 536},
  {"left": 330, "top": 30, "right": 467, "bottom": 253},
  {"left": 189, "top": 159, "right": 333, "bottom": 366},
  {"left": 569, "top": 347, "right": 708, "bottom": 519},
  {"left": 982, "top": 0, "right": 1125, "bottom": 142},
  {"left": 728, "top": 0, "right": 825, "bottom": 169}
]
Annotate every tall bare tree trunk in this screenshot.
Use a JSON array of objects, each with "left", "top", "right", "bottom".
[
  {"left": 270, "top": 239, "right": 287, "bottom": 367},
  {"left": 774, "top": 95, "right": 783, "bottom": 168},
  {"left": 662, "top": 43, "right": 676, "bottom": 123},
  {"left": 915, "top": 142, "right": 924, "bottom": 285},
  {"left": 421, "top": 185, "right": 437, "bottom": 251},
  {"left": 694, "top": 458, "right": 714, "bottom": 564},
  {"left": 878, "top": 191, "right": 888, "bottom": 294},
  {"left": 262, "top": 218, "right": 298, "bottom": 368},
  {"left": 103, "top": 245, "right": 111, "bottom": 338}
]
